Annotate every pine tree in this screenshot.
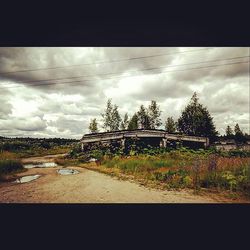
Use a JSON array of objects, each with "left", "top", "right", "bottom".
[
  {"left": 120, "top": 113, "right": 129, "bottom": 130},
  {"left": 147, "top": 100, "right": 162, "bottom": 129},
  {"left": 225, "top": 125, "right": 233, "bottom": 138},
  {"left": 234, "top": 123, "right": 243, "bottom": 135},
  {"left": 89, "top": 118, "right": 98, "bottom": 133},
  {"left": 128, "top": 113, "right": 139, "bottom": 130},
  {"left": 137, "top": 105, "right": 151, "bottom": 129},
  {"left": 234, "top": 123, "right": 245, "bottom": 143},
  {"left": 177, "top": 92, "right": 218, "bottom": 141},
  {"left": 165, "top": 117, "right": 176, "bottom": 133}
]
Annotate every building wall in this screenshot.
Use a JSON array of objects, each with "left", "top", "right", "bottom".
[
  {"left": 215, "top": 144, "right": 250, "bottom": 151},
  {"left": 215, "top": 145, "right": 237, "bottom": 151}
]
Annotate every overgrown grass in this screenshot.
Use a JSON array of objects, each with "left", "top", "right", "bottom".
[
  {"left": 97, "top": 150, "right": 250, "bottom": 195},
  {"left": 67, "top": 145, "right": 250, "bottom": 198},
  {"left": 102, "top": 155, "right": 176, "bottom": 172},
  {"left": 0, "top": 159, "right": 24, "bottom": 181}
]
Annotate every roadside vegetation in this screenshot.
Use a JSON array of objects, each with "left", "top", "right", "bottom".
[
  {"left": 67, "top": 145, "right": 250, "bottom": 199},
  {"left": 0, "top": 159, "right": 25, "bottom": 181}
]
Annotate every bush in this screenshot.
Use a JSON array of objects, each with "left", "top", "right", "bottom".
[
  {"left": 69, "top": 143, "right": 82, "bottom": 157},
  {"left": 153, "top": 169, "right": 190, "bottom": 188},
  {"left": 228, "top": 150, "right": 250, "bottom": 158},
  {"left": 0, "top": 160, "right": 24, "bottom": 175},
  {"left": 89, "top": 150, "right": 104, "bottom": 161}
]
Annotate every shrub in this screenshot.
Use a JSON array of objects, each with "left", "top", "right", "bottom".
[
  {"left": 228, "top": 150, "right": 250, "bottom": 158},
  {"left": 221, "top": 171, "right": 237, "bottom": 191},
  {"left": 183, "top": 176, "right": 193, "bottom": 186},
  {"left": 0, "top": 160, "right": 24, "bottom": 175},
  {"left": 89, "top": 150, "right": 104, "bottom": 161}
]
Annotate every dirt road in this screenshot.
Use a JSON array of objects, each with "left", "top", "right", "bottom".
[{"left": 0, "top": 155, "right": 246, "bottom": 203}]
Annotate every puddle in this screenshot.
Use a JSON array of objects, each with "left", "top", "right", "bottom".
[
  {"left": 24, "top": 162, "right": 58, "bottom": 169},
  {"left": 15, "top": 175, "right": 41, "bottom": 183},
  {"left": 57, "top": 169, "right": 79, "bottom": 175}
]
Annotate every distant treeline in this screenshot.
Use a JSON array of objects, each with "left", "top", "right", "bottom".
[{"left": 0, "top": 137, "right": 78, "bottom": 152}]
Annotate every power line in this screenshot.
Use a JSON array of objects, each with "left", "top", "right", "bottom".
[
  {"left": 0, "top": 48, "right": 213, "bottom": 75},
  {"left": 10, "top": 55, "right": 250, "bottom": 85},
  {"left": 1, "top": 60, "right": 248, "bottom": 91}
]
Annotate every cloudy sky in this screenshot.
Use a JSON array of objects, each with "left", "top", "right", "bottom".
[{"left": 0, "top": 47, "right": 249, "bottom": 139}]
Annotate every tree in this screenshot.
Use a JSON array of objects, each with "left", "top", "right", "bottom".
[
  {"left": 234, "top": 123, "right": 243, "bottom": 135},
  {"left": 89, "top": 118, "right": 98, "bottom": 133},
  {"left": 101, "top": 99, "right": 113, "bottom": 132},
  {"left": 137, "top": 105, "right": 151, "bottom": 129},
  {"left": 120, "top": 113, "right": 129, "bottom": 130},
  {"left": 147, "top": 100, "right": 162, "bottom": 129},
  {"left": 101, "top": 99, "right": 122, "bottom": 131},
  {"left": 225, "top": 125, "right": 233, "bottom": 138},
  {"left": 165, "top": 117, "right": 176, "bottom": 133},
  {"left": 111, "top": 104, "right": 122, "bottom": 131},
  {"left": 234, "top": 123, "right": 245, "bottom": 143},
  {"left": 177, "top": 92, "right": 218, "bottom": 141},
  {"left": 128, "top": 113, "right": 139, "bottom": 130}
]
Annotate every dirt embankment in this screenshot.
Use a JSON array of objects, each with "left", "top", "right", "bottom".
[{"left": 0, "top": 154, "right": 248, "bottom": 203}]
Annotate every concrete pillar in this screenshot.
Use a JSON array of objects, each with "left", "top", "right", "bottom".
[
  {"left": 121, "top": 138, "right": 126, "bottom": 147},
  {"left": 204, "top": 138, "right": 209, "bottom": 148},
  {"left": 81, "top": 143, "right": 84, "bottom": 151},
  {"left": 163, "top": 138, "right": 167, "bottom": 148},
  {"left": 160, "top": 138, "right": 167, "bottom": 148}
]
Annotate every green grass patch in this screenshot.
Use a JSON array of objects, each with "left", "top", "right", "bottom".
[{"left": 102, "top": 155, "right": 177, "bottom": 173}]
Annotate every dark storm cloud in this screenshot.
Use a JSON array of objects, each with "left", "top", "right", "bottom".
[
  {"left": 170, "top": 47, "right": 249, "bottom": 83},
  {"left": 98, "top": 47, "right": 178, "bottom": 74},
  {"left": 0, "top": 47, "right": 181, "bottom": 97},
  {"left": 0, "top": 48, "right": 101, "bottom": 93}
]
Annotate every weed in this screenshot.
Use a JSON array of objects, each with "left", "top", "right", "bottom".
[{"left": 0, "top": 159, "right": 24, "bottom": 180}]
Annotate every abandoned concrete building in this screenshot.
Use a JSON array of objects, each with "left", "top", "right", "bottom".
[
  {"left": 80, "top": 129, "right": 209, "bottom": 151},
  {"left": 214, "top": 139, "right": 250, "bottom": 151}
]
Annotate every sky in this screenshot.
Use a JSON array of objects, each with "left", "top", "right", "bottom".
[{"left": 0, "top": 47, "right": 249, "bottom": 139}]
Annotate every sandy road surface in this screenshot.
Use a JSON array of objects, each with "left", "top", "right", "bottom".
[{"left": 0, "top": 155, "right": 246, "bottom": 203}]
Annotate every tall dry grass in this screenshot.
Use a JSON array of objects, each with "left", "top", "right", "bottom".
[{"left": 100, "top": 152, "right": 250, "bottom": 193}]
